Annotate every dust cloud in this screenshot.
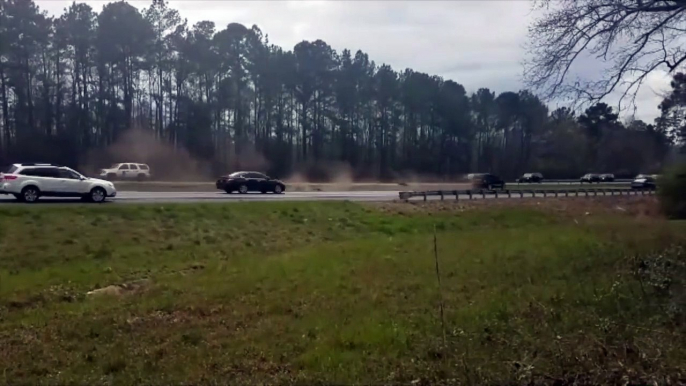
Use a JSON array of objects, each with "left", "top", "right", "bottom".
[
  {"left": 219, "top": 141, "right": 270, "bottom": 175},
  {"left": 79, "top": 129, "right": 460, "bottom": 184},
  {"left": 285, "top": 161, "right": 354, "bottom": 185},
  {"left": 79, "top": 129, "right": 212, "bottom": 181}
]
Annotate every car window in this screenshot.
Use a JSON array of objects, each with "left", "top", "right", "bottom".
[
  {"left": 119, "top": 164, "right": 130, "bottom": 170},
  {"left": 57, "top": 169, "right": 80, "bottom": 179},
  {"left": 3, "top": 165, "right": 17, "bottom": 173},
  {"left": 130, "top": 164, "right": 139, "bottom": 170},
  {"left": 140, "top": 164, "right": 149, "bottom": 170},
  {"left": 253, "top": 173, "right": 268, "bottom": 179},
  {"left": 26, "top": 168, "right": 60, "bottom": 178}
]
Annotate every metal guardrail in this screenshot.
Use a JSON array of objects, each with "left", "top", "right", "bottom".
[
  {"left": 511, "top": 179, "right": 633, "bottom": 185},
  {"left": 398, "top": 187, "right": 656, "bottom": 201}
]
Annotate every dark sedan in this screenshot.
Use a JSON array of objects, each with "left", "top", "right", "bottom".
[
  {"left": 216, "top": 171, "right": 286, "bottom": 194},
  {"left": 580, "top": 173, "right": 601, "bottom": 183},
  {"left": 630, "top": 175, "right": 656, "bottom": 190},
  {"left": 516, "top": 173, "right": 544, "bottom": 183},
  {"left": 470, "top": 173, "right": 506, "bottom": 190},
  {"left": 600, "top": 173, "right": 615, "bottom": 182}
]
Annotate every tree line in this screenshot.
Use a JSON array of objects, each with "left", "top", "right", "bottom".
[{"left": 0, "top": 0, "right": 681, "bottom": 180}]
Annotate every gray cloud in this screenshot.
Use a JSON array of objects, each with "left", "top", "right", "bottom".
[{"left": 36, "top": 0, "right": 666, "bottom": 121}]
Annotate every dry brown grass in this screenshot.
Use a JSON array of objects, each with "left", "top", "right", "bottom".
[{"left": 376, "top": 196, "right": 661, "bottom": 219}]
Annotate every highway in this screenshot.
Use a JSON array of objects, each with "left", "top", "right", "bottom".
[
  {"left": 0, "top": 188, "right": 649, "bottom": 204},
  {"left": 0, "top": 191, "right": 398, "bottom": 204}
]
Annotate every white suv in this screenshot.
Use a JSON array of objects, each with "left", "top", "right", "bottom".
[
  {"left": 0, "top": 163, "right": 116, "bottom": 203},
  {"left": 99, "top": 163, "right": 151, "bottom": 181}
]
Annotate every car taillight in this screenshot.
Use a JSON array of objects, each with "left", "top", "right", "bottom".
[{"left": 3, "top": 175, "right": 18, "bottom": 180}]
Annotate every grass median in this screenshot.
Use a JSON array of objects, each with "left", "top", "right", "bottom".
[{"left": 1, "top": 198, "right": 685, "bottom": 384}]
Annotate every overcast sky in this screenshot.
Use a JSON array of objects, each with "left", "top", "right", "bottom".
[{"left": 37, "top": 0, "right": 670, "bottom": 121}]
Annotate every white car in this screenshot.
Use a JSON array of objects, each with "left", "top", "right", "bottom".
[
  {"left": 99, "top": 163, "right": 151, "bottom": 181},
  {"left": 0, "top": 163, "right": 116, "bottom": 203}
]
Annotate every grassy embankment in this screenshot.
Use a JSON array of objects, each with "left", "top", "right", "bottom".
[{"left": 1, "top": 198, "right": 685, "bottom": 384}]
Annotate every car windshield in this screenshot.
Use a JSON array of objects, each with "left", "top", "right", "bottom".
[
  {"left": 228, "top": 172, "right": 243, "bottom": 178},
  {"left": 66, "top": 168, "right": 84, "bottom": 178},
  {"left": 110, "top": 163, "right": 120, "bottom": 169}
]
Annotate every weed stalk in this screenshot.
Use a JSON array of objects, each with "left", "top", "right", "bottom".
[{"left": 433, "top": 225, "right": 447, "bottom": 351}]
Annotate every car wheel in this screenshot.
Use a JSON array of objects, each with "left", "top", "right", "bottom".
[
  {"left": 274, "top": 184, "right": 283, "bottom": 194},
  {"left": 89, "top": 187, "right": 107, "bottom": 203},
  {"left": 21, "top": 186, "right": 40, "bottom": 203},
  {"left": 238, "top": 184, "right": 248, "bottom": 194}
]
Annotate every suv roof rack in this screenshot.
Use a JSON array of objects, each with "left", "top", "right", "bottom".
[{"left": 18, "top": 163, "right": 62, "bottom": 167}]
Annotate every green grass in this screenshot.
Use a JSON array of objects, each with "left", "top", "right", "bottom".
[{"left": 1, "top": 201, "right": 685, "bottom": 384}]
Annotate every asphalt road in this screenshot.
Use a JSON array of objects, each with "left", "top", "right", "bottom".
[{"left": 0, "top": 189, "right": 650, "bottom": 204}]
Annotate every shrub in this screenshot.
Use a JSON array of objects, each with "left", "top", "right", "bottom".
[{"left": 658, "top": 163, "right": 686, "bottom": 219}]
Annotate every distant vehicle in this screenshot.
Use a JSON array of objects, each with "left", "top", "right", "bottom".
[
  {"left": 516, "top": 173, "right": 544, "bottom": 183},
  {"left": 580, "top": 173, "right": 601, "bottom": 183},
  {"left": 0, "top": 163, "right": 116, "bottom": 203},
  {"left": 469, "top": 173, "right": 505, "bottom": 190},
  {"left": 99, "top": 163, "right": 151, "bottom": 181},
  {"left": 631, "top": 174, "right": 656, "bottom": 190},
  {"left": 216, "top": 171, "right": 286, "bottom": 194},
  {"left": 600, "top": 173, "right": 615, "bottom": 182}
]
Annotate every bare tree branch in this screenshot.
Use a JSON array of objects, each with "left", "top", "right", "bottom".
[{"left": 525, "top": 0, "right": 686, "bottom": 109}]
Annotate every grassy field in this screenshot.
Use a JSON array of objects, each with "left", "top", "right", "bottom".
[{"left": 1, "top": 197, "right": 685, "bottom": 384}]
